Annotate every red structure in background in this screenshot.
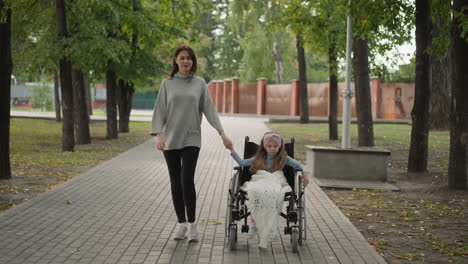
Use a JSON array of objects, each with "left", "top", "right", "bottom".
[{"left": 207, "top": 77, "right": 414, "bottom": 120}]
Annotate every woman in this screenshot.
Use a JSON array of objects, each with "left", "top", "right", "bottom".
[{"left": 151, "top": 45, "right": 232, "bottom": 242}]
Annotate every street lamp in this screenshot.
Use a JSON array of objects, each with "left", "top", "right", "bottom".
[{"left": 342, "top": 0, "right": 353, "bottom": 149}]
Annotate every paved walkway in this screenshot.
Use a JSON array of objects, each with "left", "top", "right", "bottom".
[{"left": 0, "top": 116, "right": 386, "bottom": 264}]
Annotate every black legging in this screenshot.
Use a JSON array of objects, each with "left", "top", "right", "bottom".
[{"left": 163, "top": 146, "right": 200, "bottom": 223}]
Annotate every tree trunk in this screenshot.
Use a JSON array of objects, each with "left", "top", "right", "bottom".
[
  {"left": 352, "top": 37, "right": 374, "bottom": 146},
  {"left": 328, "top": 33, "right": 338, "bottom": 140},
  {"left": 118, "top": 80, "right": 133, "bottom": 133},
  {"left": 429, "top": 18, "right": 451, "bottom": 131},
  {"left": 84, "top": 77, "right": 92, "bottom": 116},
  {"left": 408, "top": 0, "right": 431, "bottom": 172},
  {"left": 106, "top": 70, "right": 118, "bottom": 139},
  {"left": 272, "top": 41, "right": 284, "bottom": 84},
  {"left": 72, "top": 68, "right": 90, "bottom": 144},
  {"left": 0, "top": 3, "right": 12, "bottom": 179},
  {"left": 56, "top": 0, "right": 74, "bottom": 152},
  {"left": 429, "top": 55, "right": 451, "bottom": 130},
  {"left": 117, "top": 79, "right": 126, "bottom": 133},
  {"left": 448, "top": 0, "right": 468, "bottom": 190},
  {"left": 53, "top": 72, "right": 61, "bottom": 122},
  {"left": 296, "top": 32, "right": 309, "bottom": 123}
]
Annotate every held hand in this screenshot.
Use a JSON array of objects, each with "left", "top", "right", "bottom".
[
  {"left": 221, "top": 133, "right": 233, "bottom": 150},
  {"left": 156, "top": 134, "right": 165, "bottom": 151},
  {"left": 302, "top": 172, "right": 310, "bottom": 187}
]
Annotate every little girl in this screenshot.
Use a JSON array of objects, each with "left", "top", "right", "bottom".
[{"left": 228, "top": 132, "right": 310, "bottom": 248}]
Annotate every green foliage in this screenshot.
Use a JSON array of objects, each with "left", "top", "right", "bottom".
[
  {"left": 267, "top": 0, "right": 348, "bottom": 82},
  {"left": 11, "top": 0, "right": 57, "bottom": 75},
  {"left": 428, "top": 0, "right": 452, "bottom": 59},
  {"left": 351, "top": 0, "right": 415, "bottom": 77},
  {"left": 11, "top": 0, "right": 206, "bottom": 87},
  {"left": 224, "top": 0, "right": 329, "bottom": 83},
  {"left": 305, "top": 51, "right": 329, "bottom": 83},
  {"left": 385, "top": 58, "right": 416, "bottom": 83},
  {"left": 237, "top": 24, "right": 275, "bottom": 82},
  {"left": 454, "top": 5, "right": 468, "bottom": 42},
  {"left": 29, "top": 83, "right": 53, "bottom": 110}
]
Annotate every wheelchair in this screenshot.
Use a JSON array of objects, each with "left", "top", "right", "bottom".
[{"left": 225, "top": 136, "right": 307, "bottom": 252}]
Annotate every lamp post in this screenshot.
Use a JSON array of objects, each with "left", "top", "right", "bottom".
[{"left": 341, "top": 0, "right": 353, "bottom": 149}]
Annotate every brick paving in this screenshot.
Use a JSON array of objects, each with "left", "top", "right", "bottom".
[{"left": 0, "top": 116, "right": 386, "bottom": 263}]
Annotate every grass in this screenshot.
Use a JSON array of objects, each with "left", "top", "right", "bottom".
[
  {"left": 10, "top": 118, "right": 152, "bottom": 179},
  {"left": 11, "top": 107, "right": 152, "bottom": 117},
  {"left": 268, "top": 122, "right": 450, "bottom": 171},
  {"left": 1, "top": 118, "right": 152, "bottom": 212}
]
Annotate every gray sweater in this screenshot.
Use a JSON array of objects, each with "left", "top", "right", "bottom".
[{"left": 150, "top": 73, "right": 223, "bottom": 150}]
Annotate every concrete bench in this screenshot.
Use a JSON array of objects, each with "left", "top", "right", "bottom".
[{"left": 306, "top": 145, "right": 397, "bottom": 190}]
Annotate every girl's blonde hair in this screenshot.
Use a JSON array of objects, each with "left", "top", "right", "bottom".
[{"left": 249, "top": 132, "right": 287, "bottom": 173}]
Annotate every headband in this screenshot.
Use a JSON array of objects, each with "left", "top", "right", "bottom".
[{"left": 263, "top": 133, "right": 282, "bottom": 148}]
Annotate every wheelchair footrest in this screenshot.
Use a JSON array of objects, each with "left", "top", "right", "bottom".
[{"left": 288, "top": 211, "right": 298, "bottom": 222}]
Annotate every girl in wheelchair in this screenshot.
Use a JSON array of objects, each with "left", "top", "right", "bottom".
[{"left": 227, "top": 132, "right": 309, "bottom": 248}]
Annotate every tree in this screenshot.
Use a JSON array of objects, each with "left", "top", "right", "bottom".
[
  {"left": 278, "top": 0, "right": 347, "bottom": 135},
  {"left": 213, "top": 2, "right": 243, "bottom": 79},
  {"left": 106, "top": 70, "right": 118, "bottom": 139},
  {"left": 408, "top": 0, "right": 431, "bottom": 172},
  {"left": 118, "top": 79, "right": 133, "bottom": 133},
  {"left": 56, "top": 0, "right": 74, "bottom": 152},
  {"left": 448, "top": 0, "right": 468, "bottom": 189},
  {"left": 0, "top": 0, "right": 12, "bottom": 179},
  {"left": 192, "top": 3, "right": 218, "bottom": 82},
  {"left": 353, "top": 37, "right": 374, "bottom": 146},
  {"left": 429, "top": 0, "right": 451, "bottom": 130},
  {"left": 72, "top": 68, "right": 90, "bottom": 144},
  {"left": 227, "top": 0, "right": 295, "bottom": 83},
  {"left": 351, "top": 0, "right": 414, "bottom": 147},
  {"left": 53, "top": 72, "right": 61, "bottom": 122},
  {"left": 69, "top": 2, "right": 90, "bottom": 144},
  {"left": 296, "top": 32, "right": 309, "bottom": 123},
  {"left": 328, "top": 30, "right": 339, "bottom": 140}
]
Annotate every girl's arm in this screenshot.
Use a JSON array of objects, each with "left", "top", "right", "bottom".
[
  {"left": 285, "top": 156, "right": 306, "bottom": 171},
  {"left": 286, "top": 156, "right": 310, "bottom": 187},
  {"left": 231, "top": 152, "right": 253, "bottom": 167}
]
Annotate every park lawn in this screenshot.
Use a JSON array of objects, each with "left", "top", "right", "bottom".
[
  {"left": 268, "top": 122, "right": 467, "bottom": 264},
  {"left": 1, "top": 118, "right": 152, "bottom": 212},
  {"left": 268, "top": 122, "right": 450, "bottom": 172}
]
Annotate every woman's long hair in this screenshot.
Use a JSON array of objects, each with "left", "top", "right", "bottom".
[
  {"left": 249, "top": 133, "right": 287, "bottom": 174},
  {"left": 168, "top": 45, "right": 197, "bottom": 79}
]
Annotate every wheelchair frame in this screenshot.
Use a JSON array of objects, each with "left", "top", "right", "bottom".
[{"left": 225, "top": 136, "right": 307, "bottom": 252}]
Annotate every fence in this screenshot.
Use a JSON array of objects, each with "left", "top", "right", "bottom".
[{"left": 207, "top": 77, "right": 414, "bottom": 120}]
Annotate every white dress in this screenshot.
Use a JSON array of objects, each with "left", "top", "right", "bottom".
[{"left": 242, "top": 170, "right": 292, "bottom": 245}]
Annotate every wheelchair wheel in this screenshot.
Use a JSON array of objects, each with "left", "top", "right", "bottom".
[
  {"left": 303, "top": 189, "right": 307, "bottom": 241},
  {"left": 228, "top": 225, "right": 237, "bottom": 251},
  {"left": 225, "top": 194, "right": 232, "bottom": 237},
  {"left": 291, "top": 228, "right": 299, "bottom": 253},
  {"left": 225, "top": 174, "right": 237, "bottom": 237},
  {"left": 297, "top": 176, "right": 304, "bottom": 245}
]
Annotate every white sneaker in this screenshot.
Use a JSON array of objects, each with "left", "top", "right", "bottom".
[
  {"left": 173, "top": 223, "right": 187, "bottom": 240},
  {"left": 247, "top": 226, "right": 258, "bottom": 239},
  {"left": 187, "top": 222, "right": 199, "bottom": 242}
]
